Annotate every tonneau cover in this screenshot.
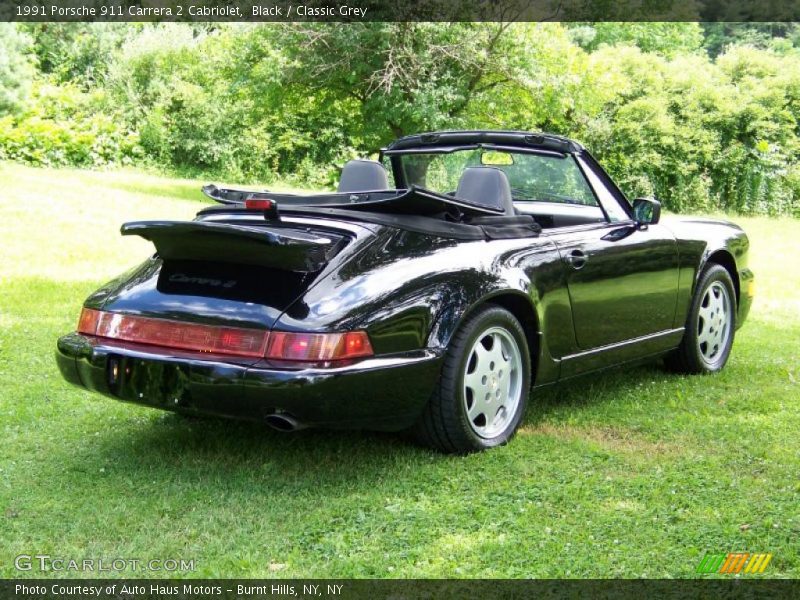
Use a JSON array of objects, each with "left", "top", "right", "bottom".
[{"left": 203, "top": 184, "right": 504, "bottom": 217}]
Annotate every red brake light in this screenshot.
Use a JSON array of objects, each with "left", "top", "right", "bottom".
[
  {"left": 265, "top": 331, "right": 373, "bottom": 362},
  {"left": 245, "top": 197, "right": 274, "bottom": 211}
]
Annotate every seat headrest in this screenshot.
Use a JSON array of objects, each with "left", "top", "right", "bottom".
[
  {"left": 337, "top": 159, "right": 390, "bottom": 193},
  {"left": 455, "top": 167, "right": 515, "bottom": 215}
]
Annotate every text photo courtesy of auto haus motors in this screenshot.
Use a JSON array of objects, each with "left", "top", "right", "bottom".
[{"left": 1, "top": 2, "right": 799, "bottom": 599}]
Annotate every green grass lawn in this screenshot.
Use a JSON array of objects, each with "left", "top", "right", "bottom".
[{"left": 1, "top": 162, "right": 798, "bottom": 578}]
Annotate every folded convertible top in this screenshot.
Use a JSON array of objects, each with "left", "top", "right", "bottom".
[
  {"left": 202, "top": 184, "right": 504, "bottom": 217},
  {"left": 200, "top": 184, "right": 541, "bottom": 240}
]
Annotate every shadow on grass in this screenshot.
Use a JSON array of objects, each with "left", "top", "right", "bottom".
[
  {"left": 76, "top": 360, "right": 675, "bottom": 482},
  {"left": 525, "top": 360, "right": 672, "bottom": 418},
  {"left": 81, "top": 408, "right": 435, "bottom": 495}
]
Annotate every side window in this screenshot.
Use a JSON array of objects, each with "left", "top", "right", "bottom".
[
  {"left": 381, "top": 155, "right": 398, "bottom": 188},
  {"left": 575, "top": 156, "right": 631, "bottom": 223},
  {"left": 503, "top": 155, "right": 599, "bottom": 207}
]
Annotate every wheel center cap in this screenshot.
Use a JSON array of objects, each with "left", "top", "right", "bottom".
[{"left": 490, "top": 376, "right": 498, "bottom": 389}]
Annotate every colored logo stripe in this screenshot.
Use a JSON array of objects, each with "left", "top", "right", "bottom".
[
  {"left": 720, "top": 553, "right": 749, "bottom": 573},
  {"left": 744, "top": 553, "right": 773, "bottom": 573},
  {"left": 697, "top": 553, "right": 772, "bottom": 574},
  {"left": 696, "top": 554, "right": 726, "bottom": 573}
]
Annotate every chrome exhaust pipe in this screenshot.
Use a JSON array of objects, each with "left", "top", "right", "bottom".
[{"left": 264, "top": 413, "right": 305, "bottom": 432}]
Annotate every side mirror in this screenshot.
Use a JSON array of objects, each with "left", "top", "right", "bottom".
[{"left": 632, "top": 197, "right": 661, "bottom": 225}]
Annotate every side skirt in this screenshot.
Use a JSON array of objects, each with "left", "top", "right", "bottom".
[{"left": 559, "top": 327, "right": 685, "bottom": 379}]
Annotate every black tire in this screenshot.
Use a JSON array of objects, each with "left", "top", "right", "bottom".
[
  {"left": 411, "top": 305, "right": 531, "bottom": 454},
  {"left": 664, "top": 264, "right": 737, "bottom": 374}
]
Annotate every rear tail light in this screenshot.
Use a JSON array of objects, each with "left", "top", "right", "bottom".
[
  {"left": 76, "top": 308, "right": 373, "bottom": 363},
  {"left": 77, "top": 307, "right": 102, "bottom": 335},
  {"left": 76, "top": 308, "right": 269, "bottom": 358},
  {"left": 265, "top": 331, "right": 373, "bottom": 362}
]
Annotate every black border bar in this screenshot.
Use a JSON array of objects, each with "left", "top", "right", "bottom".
[
  {"left": 3, "top": 579, "right": 800, "bottom": 600},
  {"left": 3, "top": 0, "right": 800, "bottom": 22}
]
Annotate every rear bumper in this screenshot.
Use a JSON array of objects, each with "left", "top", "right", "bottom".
[{"left": 56, "top": 333, "right": 442, "bottom": 431}]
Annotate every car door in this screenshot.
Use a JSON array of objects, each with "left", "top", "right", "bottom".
[
  {"left": 545, "top": 154, "right": 681, "bottom": 374},
  {"left": 547, "top": 222, "right": 679, "bottom": 350}
]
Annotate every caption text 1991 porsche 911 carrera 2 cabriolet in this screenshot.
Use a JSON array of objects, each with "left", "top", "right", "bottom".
[{"left": 56, "top": 130, "right": 754, "bottom": 453}]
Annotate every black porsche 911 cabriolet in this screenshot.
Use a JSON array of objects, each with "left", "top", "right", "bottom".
[{"left": 56, "top": 130, "right": 754, "bottom": 453}]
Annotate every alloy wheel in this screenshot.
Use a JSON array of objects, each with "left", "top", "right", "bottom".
[
  {"left": 463, "top": 326, "right": 524, "bottom": 438},
  {"left": 697, "top": 281, "right": 732, "bottom": 364}
]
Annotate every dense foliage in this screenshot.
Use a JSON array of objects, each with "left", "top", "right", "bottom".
[
  {"left": 0, "top": 23, "right": 34, "bottom": 115},
  {"left": 1, "top": 22, "right": 799, "bottom": 215}
]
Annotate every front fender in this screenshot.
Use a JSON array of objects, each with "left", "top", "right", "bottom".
[{"left": 664, "top": 216, "right": 753, "bottom": 330}]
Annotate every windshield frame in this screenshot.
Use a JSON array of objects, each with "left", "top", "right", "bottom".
[
  {"left": 383, "top": 144, "right": 566, "bottom": 191},
  {"left": 383, "top": 144, "right": 603, "bottom": 210}
]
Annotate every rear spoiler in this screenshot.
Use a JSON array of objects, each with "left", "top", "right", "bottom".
[{"left": 121, "top": 220, "right": 345, "bottom": 273}]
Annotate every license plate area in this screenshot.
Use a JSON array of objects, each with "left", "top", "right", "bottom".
[{"left": 107, "top": 354, "right": 192, "bottom": 409}]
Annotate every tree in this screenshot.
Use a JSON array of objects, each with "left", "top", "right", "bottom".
[
  {"left": 271, "top": 23, "right": 534, "bottom": 150},
  {"left": 568, "top": 22, "right": 704, "bottom": 57},
  {"left": 0, "top": 24, "right": 34, "bottom": 115},
  {"left": 22, "top": 23, "right": 131, "bottom": 88},
  {"left": 702, "top": 23, "right": 800, "bottom": 57}
]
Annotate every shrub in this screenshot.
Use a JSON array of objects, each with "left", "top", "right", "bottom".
[
  {"left": 23, "top": 23, "right": 130, "bottom": 88},
  {"left": 0, "top": 83, "right": 141, "bottom": 167},
  {"left": 577, "top": 44, "right": 800, "bottom": 215}
]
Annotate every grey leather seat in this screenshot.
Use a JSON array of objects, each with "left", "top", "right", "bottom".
[
  {"left": 455, "top": 167, "right": 515, "bottom": 215},
  {"left": 337, "top": 159, "right": 390, "bottom": 193}
]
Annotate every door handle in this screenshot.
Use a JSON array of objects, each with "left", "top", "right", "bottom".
[{"left": 564, "top": 249, "right": 588, "bottom": 270}]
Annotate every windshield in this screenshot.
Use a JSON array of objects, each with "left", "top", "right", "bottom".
[{"left": 387, "top": 148, "right": 598, "bottom": 206}]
